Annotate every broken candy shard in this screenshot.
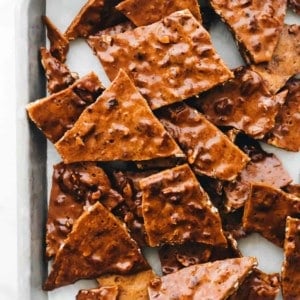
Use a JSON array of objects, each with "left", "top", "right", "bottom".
[
  {"left": 27, "top": 72, "right": 104, "bottom": 143},
  {"left": 76, "top": 286, "right": 119, "bottom": 300},
  {"left": 140, "top": 164, "right": 227, "bottom": 247},
  {"left": 157, "top": 103, "right": 249, "bottom": 181},
  {"left": 251, "top": 24, "right": 300, "bottom": 94},
  {"left": 97, "top": 270, "right": 156, "bottom": 300},
  {"left": 281, "top": 216, "right": 300, "bottom": 300},
  {"left": 229, "top": 269, "right": 280, "bottom": 300},
  {"left": 210, "top": 0, "right": 287, "bottom": 64},
  {"left": 40, "top": 47, "right": 78, "bottom": 94},
  {"left": 243, "top": 183, "right": 300, "bottom": 247},
  {"left": 266, "top": 78, "right": 300, "bottom": 151},
  {"left": 148, "top": 257, "right": 257, "bottom": 300},
  {"left": 43, "top": 202, "right": 149, "bottom": 291},
  {"left": 64, "top": 0, "right": 105, "bottom": 40},
  {"left": 42, "top": 15, "right": 69, "bottom": 62},
  {"left": 194, "top": 67, "right": 287, "bottom": 139},
  {"left": 116, "top": 0, "right": 202, "bottom": 26},
  {"left": 88, "top": 9, "right": 233, "bottom": 110},
  {"left": 46, "top": 162, "right": 123, "bottom": 259},
  {"left": 55, "top": 69, "right": 183, "bottom": 163},
  {"left": 64, "top": 0, "right": 125, "bottom": 40}
]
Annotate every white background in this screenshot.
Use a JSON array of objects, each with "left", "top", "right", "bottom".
[
  {"left": 0, "top": 0, "right": 299, "bottom": 299},
  {"left": 0, "top": 1, "right": 17, "bottom": 299}
]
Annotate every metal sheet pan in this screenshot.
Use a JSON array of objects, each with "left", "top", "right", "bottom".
[
  {"left": 16, "top": 0, "right": 47, "bottom": 299},
  {"left": 17, "top": 0, "right": 300, "bottom": 299}
]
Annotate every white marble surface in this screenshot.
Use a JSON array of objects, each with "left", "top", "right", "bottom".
[{"left": 0, "top": 1, "right": 17, "bottom": 300}]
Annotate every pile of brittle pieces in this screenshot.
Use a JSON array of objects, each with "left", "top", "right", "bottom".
[{"left": 27, "top": 0, "right": 300, "bottom": 299}]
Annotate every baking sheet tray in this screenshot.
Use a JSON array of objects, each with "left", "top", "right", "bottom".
[{"left": 17, "top": 0, "right": 300, "bottom": 299}]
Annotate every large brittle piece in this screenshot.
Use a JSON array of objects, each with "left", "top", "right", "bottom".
[
  {"left": 88, "top": 9, "right": 233, "bottom": 110},
  {"left": 139, "top": 164, "right": 227, "bottom": 247},
  {"left": 55, "top": 69, "right": 183, "bottom": 163}
]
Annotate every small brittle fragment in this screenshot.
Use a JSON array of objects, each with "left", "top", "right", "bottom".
[
  {"left": 40, "top": 47, "right": 78, "bottom": 94},
  {"left": 281, "top": 216, "right": 300, "bottom": 300},
  {"left": 251, "top": 24, "right": 300, "bottom": 94},
  {"left": 266, "top": 78, "right": 300, "bottom": 151},
  {"left": 243, "top": 183, "right": 300, "bottom": 247}
]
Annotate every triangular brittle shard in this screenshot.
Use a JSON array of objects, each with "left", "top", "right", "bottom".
[
  {"left": 42, "top": 15, "right": 69, "bottom": 63},
  {"left": 148, "top": 257, "right": 257, "bottom": 299},
  {"left": 64, "top": 0, "right": 105, "bottom": 40},
  {"left": 140, "top": 164, "right": 227, "bottom": 247},
  {"left": 55, "top": 69, "right": 184, "bottom": 164},
  {"left": 43, "top": 202, "right": 149, "bottom": 291},
  {"left": 210, "top": 0, "right": 287, "bottom": 64}
]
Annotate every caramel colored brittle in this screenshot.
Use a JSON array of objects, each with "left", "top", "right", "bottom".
[
  {"left": 65, "top": 0, "right": 125, "bottom": 40},
  {"left": 266, "top": 79, "right": 300, "bottom": 151},
  {"left": 224, "top": 134, "right": 291, "bottom": 211},
  {"left": 140, "top": 164, "right": 227, "bottom": 247},
  {"left": 229, "top": 269, "right": 280, "bottom": 300},
  {"left": 116, "top": 0, "right": 201, "bottom": 26},
  {"left": 40, "top": 47, "right": 78, "bottom": 94},
  {"left": 43, "top": 202, "right": 149, "bottom": 291},
  {"left": 55, "top": 69, "right": 183, "bottom": 163},
  {"left": 88, "top": 9, "right": 233, "bottom": 110},
  {"left": 46, "top": 162, "right": 123, "bottom": 259},
  {"left": 97, "top": 270, "right": 156, "bottom": 300},
  {"left": 243, "top": 183, "right": 300, "bottom": 247},
  {"left": 148, "top": 257, "right": 257, "bottom": 300},
  {"left": 76, "top": 286, "right": 119, "bottom": 300},
  {"left": 251, "top": 24, "right": 300, "bottom": 94},
  {"left": 157, "top": 103, "right": 249, "bottom": 181},
  {"left": 281, "top": 216, "right": 300, "bottom": 299},
  {"left": 210, "top": 0, "right": 287, "bottom": 63},
  {"left": 194, "top": 67, "right": 288, "bottom": 139},
  {"left": 42, "top": 15, "right": 69, "bottom": 62},
  {"left": 27, "top": 72, "right": 104, "bottom": 143}
]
